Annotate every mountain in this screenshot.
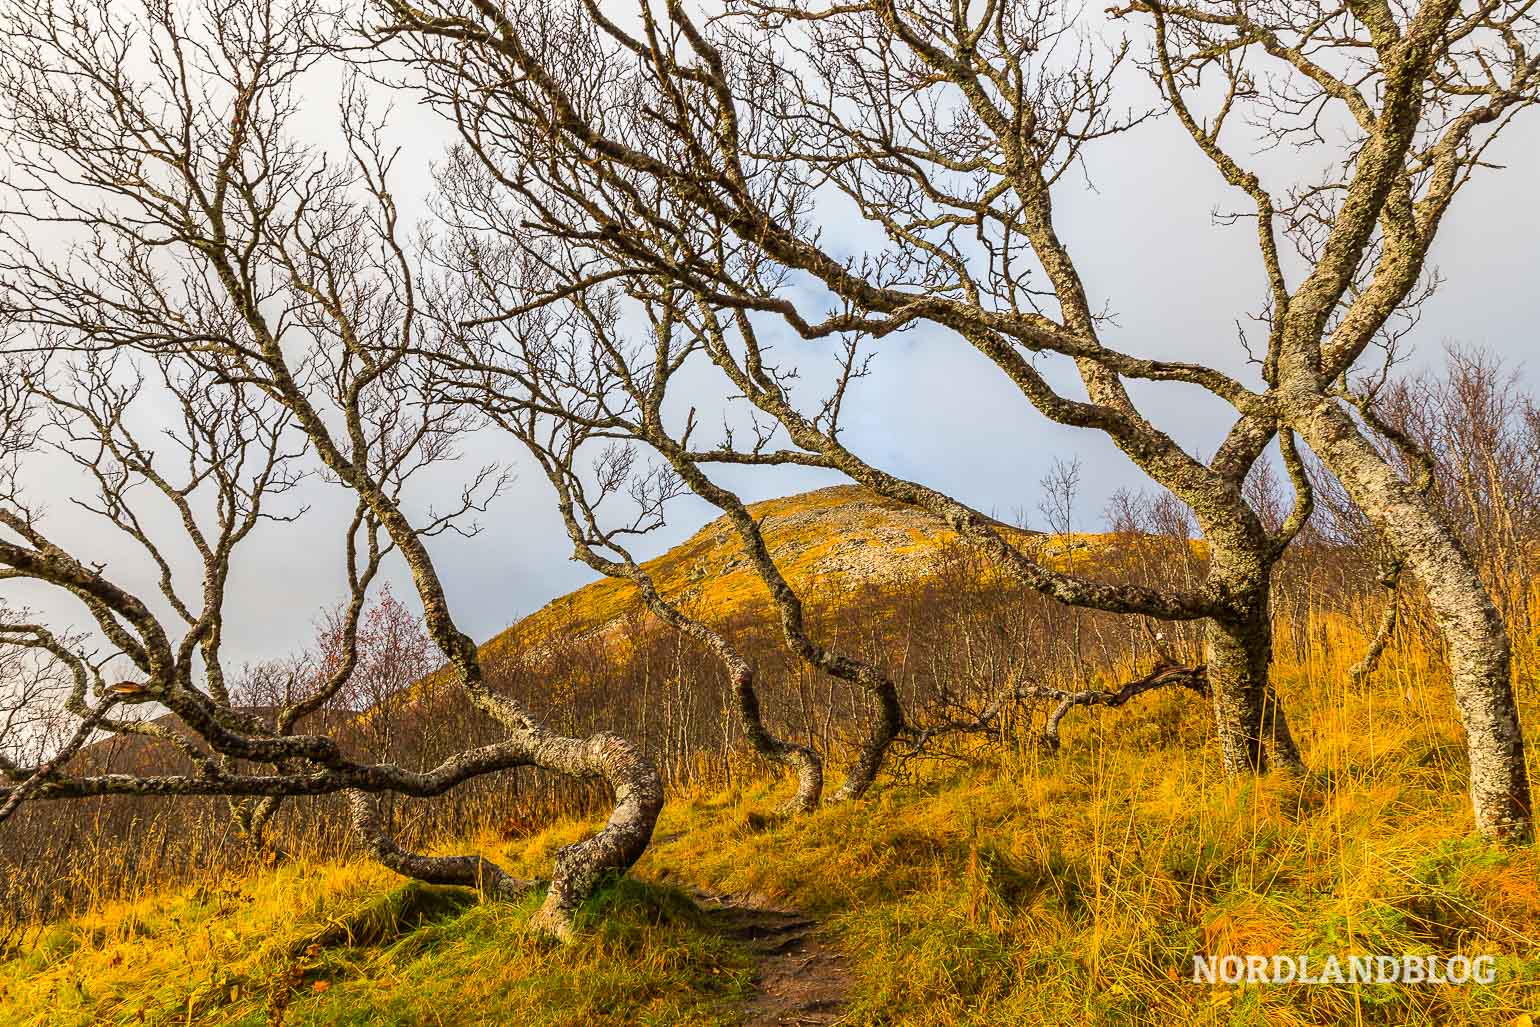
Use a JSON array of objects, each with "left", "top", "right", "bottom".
[{"left": 482, "top": 484, "right": 1040, "bottom": 663}]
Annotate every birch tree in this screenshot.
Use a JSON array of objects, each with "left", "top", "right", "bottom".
[
  {"left": 0, "top": 0, "right": 664, "bottom": 936},
  {"left": 371, "top": 0, "right": 1311, "bottom": 785},
  {"left": 374, "top": 0, "right": 1536, "bottom": 840}
]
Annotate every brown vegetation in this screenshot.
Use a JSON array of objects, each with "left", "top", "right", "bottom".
[{"left": 4, "top": 344, "right": 1535, "bottom": 940}]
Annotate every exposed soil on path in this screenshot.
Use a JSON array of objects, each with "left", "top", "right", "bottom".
[{"left": 692, "top": 889, "right": 854, "bottom": 1026}]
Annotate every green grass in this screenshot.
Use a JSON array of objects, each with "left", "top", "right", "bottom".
[
  {"left": 0, "top": 852, "right": 752, "bottom": 1026},
  {"left": 6, "top": 670, "right": 1540, "bottom": 1026}
]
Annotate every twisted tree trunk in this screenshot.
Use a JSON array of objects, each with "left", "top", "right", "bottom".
[
  {"left": 345, "top": 719, "right": 662, "bottom": 940},
  {"left": 730, "top": 667, "right": 824, "bottom": 812},
  {"left": 831, "top": 678, "right": 906, "bottom": 801},
  {"left": 344, "top": 722, "right": 663, "bottom": 941},
  {"left": 528, "top": 731, "right": 665, "bottom": 938},
  {"left": 254, "top": 361, "right": 669, "bottom": 935},
  {"left": 1294, "top": 397, "right": 1531, "bottom": 842}
]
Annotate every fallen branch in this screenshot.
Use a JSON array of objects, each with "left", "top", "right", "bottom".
[{"left": 1038, "top": 663, "right": 1209, "bottom": 751}]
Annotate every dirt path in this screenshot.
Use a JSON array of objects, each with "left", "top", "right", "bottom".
[{"left": 692, "top": 889, "right": 853, "bottom": 1026}]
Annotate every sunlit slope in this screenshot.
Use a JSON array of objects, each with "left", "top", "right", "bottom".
[
  {"left": 8, "top": 713, "right": 1540, "bottom": 1026},
  {"left": 479, "top": 484, "right": 1043, "bottom": 664}
]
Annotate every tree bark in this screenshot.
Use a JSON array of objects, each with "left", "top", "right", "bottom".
[
  {"left": 527, "top": 731, "right": 665, "bottom": 939},
  {"left": 1207, "top": 613, "right": 1271, "bottom": 774},
  {"left": 832, "top": 678, "right": 905, "bottom": 801},
  {"left": 731, "top": 668, "right": 824, "bottom": 812},
  {"left": 1206, "top": 584, "right": 1307, "bottom": 777},
  {"left": 1294, "top": 397, "right": 1532, "bottom": 842},
  {"left": 347, "top": 789, "right": 531, "bottom": 896}
]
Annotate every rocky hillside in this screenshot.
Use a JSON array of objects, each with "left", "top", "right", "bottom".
[{"left": 481, "top": 485, "right": 1039, "bottom": 664}]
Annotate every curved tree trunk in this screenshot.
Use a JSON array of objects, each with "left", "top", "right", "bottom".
[
  {"left": 622, "top": 568, "right": 824, "bottom": 812},
  {"left": 661, "top": 450, "right": 907, "bottom": 800},
  {"left": 528, "top": 446, "right": 826, "bottom": 816},
  {"left": 1294, "top": 399, "right": 1531, "bottom": 842},
  {"left": 261, "top": 379, "right": 668, "bottom": 936},
  {"left": 316, "top": 518, "right": 665, "bottom": 939},
  {"left": 348, "top": 789, "right": 531, "bottom": 895},
  {"left": 348, "top": 731, "right": 665, "bottom": 939},
  {"left": 731, "top": 667, "right": 824, "bottom": 812},
  {"left": 832, "top": 678, "right": 906, "bottom": 801},
  {"left": 528, "top": 730, "right": 665, "bottom": 938},
  {"left": 344, "top": 720, "right": 664, "bottom": 940}
]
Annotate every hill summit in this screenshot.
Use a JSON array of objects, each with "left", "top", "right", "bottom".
[{"left": 481, "top": 485, "right": 1034, "bottom": 663}]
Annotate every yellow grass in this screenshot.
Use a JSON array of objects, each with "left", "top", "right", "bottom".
[{"left": 6, "top": 599, "right": 1540, "bottom": 1026}]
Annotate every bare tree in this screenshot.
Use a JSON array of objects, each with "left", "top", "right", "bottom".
[
  {"left": 419, "top": 236, "right": 898, "bottom": 801},
  {"left": 228, "top": 586, "right": 441, "bottom": 853},
  {"left": 373, "top": 0, "right": 1535, "bottom": 839},
  {"left": 0, "top": 0, "right": 663, "bottom": 936},
  {"left": 0, "top": 610, "right": 73, "bottom": 787},
  {"left": 1113, "top": 0, "right": 1539, "bottom": 843},
  {"left": 369, "top": 0, "right": 1313, "bottom": 789}
]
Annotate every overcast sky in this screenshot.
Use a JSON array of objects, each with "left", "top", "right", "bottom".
[{"left": 3, "top": 7, "right": 1537, "bottom": 676}]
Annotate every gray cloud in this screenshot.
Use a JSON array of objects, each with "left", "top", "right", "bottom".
[{"left": 4, "top": 25, "right": 1536, "bottom": 673}]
